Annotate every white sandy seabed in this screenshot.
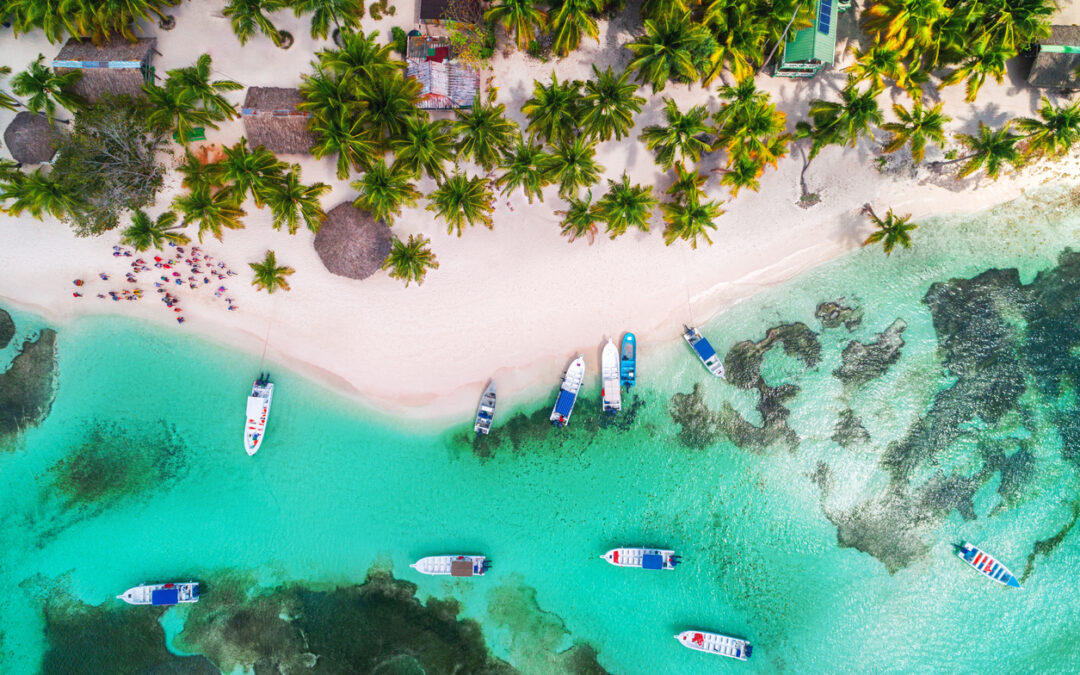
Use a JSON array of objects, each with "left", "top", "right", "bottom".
[{"left": 2, "top": 1, "right": 1080, "bottom": 423}]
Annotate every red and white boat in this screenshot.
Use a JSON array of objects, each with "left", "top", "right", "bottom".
[
  {"left": 675, "top": 630, "right": 752, "bottom": 661},
  {"left": 244, "top": 373, "right": 273, "bottom": 456},
  {"left": 601, "top": 547, "right": 678, "bottom": 570}
]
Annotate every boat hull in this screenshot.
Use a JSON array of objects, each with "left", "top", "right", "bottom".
[
  {"left": 957, "top": 542, "right": 1021, "bottom": 588},
  {"left": 244, "top": 377, "right": 273, "bottom": 456},
  {"left": 683, "top": 327, "right": 724, "bottom": 378},
  {"left": 117, "top": 582, "right": 199, "bottom": 606},
  {"left": 602, "top": 548, "right": 677, "bottom": 570},
  {"left": 410, "top": 555, "right": 489, "bottom": 577},
  {"left": 474, "top": 381, "right": 496, "bottom": 435},
  {"left": 601, "top": 340, "right": 622, "bottom": 413},
  {"left": 550, "top": 355, "right": 585, "bottom": 427},
  {"left": 620, "top": 333, "right": 636, "bottom": 389},
  {"left": 675, "top": 630, "right": 752, "bottom": 661}
]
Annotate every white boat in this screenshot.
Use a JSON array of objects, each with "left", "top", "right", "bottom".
[
  {"left": 601, "top": 340, "right": 622, "bottom": 413},
  {"left": 410, "top": 555, "right": 489, "bottom": 577},
  {"left": 601, "top": 547, "right": 678, "bottom": 570},
  {"left": 683, "top": 326, "right": 725, "bottom": 378},
  {"left": 550, "top": 355, "right": 585, "bottom": 428},
  {"left": 244, "top": 373, "right": 273, "bottom": 456},
  {"left": 474, "top": 380, "right": 496, "bottom": 435},
  {"left": 675, "top": 630, "right": 753, "bottom": 661},
  {"left": 117, "top": 582, "right": 199, "bottom": 606}
]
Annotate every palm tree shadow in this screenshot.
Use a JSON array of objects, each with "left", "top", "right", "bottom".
[{"left": 953, "top": 102, "right": 1011, "bottom": 134}]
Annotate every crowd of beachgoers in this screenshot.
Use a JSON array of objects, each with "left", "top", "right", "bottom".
[{"left": 70, "top": 243, "right": 239, "bottom": 324}]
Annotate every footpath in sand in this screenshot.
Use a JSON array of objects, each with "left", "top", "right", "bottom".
[{"left": 2, "top": 2, "right": 1079, "bottom": 422}]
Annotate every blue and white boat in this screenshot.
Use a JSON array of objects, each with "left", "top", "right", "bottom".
[
  {"left": 957, "top": 542, "right": 1022, "bottom": 588},
  {"left": 601, "top": 340, "right": 621, "bottom": 414},
  {"left": 117, "top": 582, "right": 199, "bottom": 606},
  {"left": 675, "top": 630, "right": 752, "bottom": 661},
  {"left": 550, "top": 355, "right": 585, "bottom": 428},
  {"left": 602, "top": 547, "right": 679, "bottom": 570},
  {"left": 683, "top": 326, "right": 724, "bottom": 378},
  {"left": 411, "top": 555, "right": 489, "bottom": 577},
  {"left": 620, "top": 333, "right": 636, "bottom": 390},
  {"left": 474, "top": 380, "right": 496, "bottom": 435}
]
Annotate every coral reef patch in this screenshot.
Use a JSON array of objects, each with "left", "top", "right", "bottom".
[
  {"left": 815, "top": 299, "right": 863, "bottom": 331},
  {"left": 0, "top": 307, "right": 14, "bottom": 348},
  {"left": 833, "top": 319, "right": 906, "bottom": 387},
  {"left": 0, "top": 328, "right": 58, "bottom": 447}
]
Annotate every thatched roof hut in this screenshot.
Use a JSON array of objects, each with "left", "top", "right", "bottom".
[
  {"left": 3, "top": 112, "right": 60, "bottom": 164},
  {"left": 53, "top": 37, "right": 156, "bottom": 102},
  {"left": 314, "top": 203, "right": 392, "bottom": 280},
  {"left": 1028, "top": 26, "right": 1080, "bottom": 88},
  {"left": 241, "top": 87, "right": 316, "bottom": 155}
]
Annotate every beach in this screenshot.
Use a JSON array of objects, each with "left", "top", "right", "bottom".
[{"left": 2, "top": 1, "right": 1079, "bottom": 423}]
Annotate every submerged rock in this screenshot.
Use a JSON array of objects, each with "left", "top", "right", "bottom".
[
  {"left": 815, "top": 300, "right": 863, "bottom": 331},
  {"left": 0, "top": 308, "right": 14, "bottom": 348},
  {"left": 832, "top": 409, "right": 870, "bottom": 447},
  {"left": 0, "top": 328, "right": 58, "bottom": 446},
  {"left": 669, "top": 384, "right": 722, "bottom": 450},
  {"left": 833, "top": 319, "right": 907, "bottom": 387}
]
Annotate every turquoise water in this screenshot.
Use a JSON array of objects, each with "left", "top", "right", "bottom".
[{"left": 3, "top": 187, "right": 1080, "bottom": 673}]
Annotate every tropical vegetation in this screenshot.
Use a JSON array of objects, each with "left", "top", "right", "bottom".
[
  {"left": 427, "top": 173, "right": 495, "bottom": 236},
  {"left": 10, "top": 54, "right": 83, "bottom": 123},
  {"left": 453, "top": 95, "right": 520, "bottom": 171},
  {"left": 173, "top": 185, "right": 247, "bottom": 242},
  {"left": 541, "top": 136, "right": 603, "bottom": 199},
  {"left": 266, "top": 165, "right": 330, "bottom": 234},
  {"left": 862, "top": 204, "right": 916, "bottom": 255},
  {"left": 580, "top": 66, "right": 644, "bottom": 143},
  {"left": 496, "top": 139, "right": 551, "bottom": 204},
  {"left": 144, "top": 53, "right": 242, "bottom": 145},
  {"left": 640, "top": 99, "right": 711, "bottom": 169},
  {"left": 556, "top": 192, "right": 599, "bottom": 243},
  {"left": 383, "top": 234, "right": 440, "bottom": 287},
  {"left": 593, "top": 173, "right": 657, "bottom": 239},
  {"left": 351, "top": 160, "right": 421, "bottom": 226},
  {"left": 249, "top": 249, "right": 295, "bottom": 293},
  {"left": 120, "top": 210, "right": 189, "bottom": 251}
]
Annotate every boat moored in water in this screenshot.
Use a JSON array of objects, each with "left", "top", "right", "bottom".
[
  {"left": 550, "top": 355, "right": 585, "bottom": 428},
  {"left": 602, "top": 547, "right": 679, "bottom": 570},
  {"left": 956, "top": 542, "right": 1022, "bottom": 588},
  {"left": 601, "top": 340, "right": 622, "bottom": 414},
  {"left": 675, "top": 630, "right": 752, "bottom": 661},
  {"left": 474, "top": 380, "right": 496, "bottom": 435},
  {"left": 620, "top": 333, "right": 636, "bottom": 390},
  {"left": 683, "top": 326, "right": 724, "bottom": 378},
  {"left": 117, "top": 582, "right": 199, "bottom": 606},
  {"left": 410, "top": 555, "right": 490, "bottom": 577},
  {"left": 244, "top": 373, "right": 273, "bottom": 456}
]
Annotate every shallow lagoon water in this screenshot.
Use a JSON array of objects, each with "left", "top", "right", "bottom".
[{"left": 2, "top": 187, "right": 1080, "bottom": 673}]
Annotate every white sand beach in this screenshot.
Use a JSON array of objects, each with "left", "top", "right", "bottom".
[{"left": 2, "top": 1, "right": 1079, "bottom": 422}]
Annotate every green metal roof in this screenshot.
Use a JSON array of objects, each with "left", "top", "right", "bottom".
[{"left": 780, "top": 0, "right": 839, "bottom": 66}]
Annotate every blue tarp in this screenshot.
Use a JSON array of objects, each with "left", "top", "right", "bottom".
[
  {"left": 642, "top": 553, "right": 663, "bottom": 570},
  {"left": 692, "top": 338, "right": 716, "bottom": 361},
  {"left": 151, "top": 588, "right": 179, "bottom": 606},
  {"left": 554, "top": 390, "right": 576, "bottom": 416}
]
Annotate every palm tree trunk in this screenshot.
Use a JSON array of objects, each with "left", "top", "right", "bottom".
[
  {"left": 929, "top": 152, "right": 975, "bottom": 169},
  {"left": 757, "top": 0, "right": 809, "bottom": 75},
  {"left": 799, "top": 144, "right": 813, "bottom": 200}
]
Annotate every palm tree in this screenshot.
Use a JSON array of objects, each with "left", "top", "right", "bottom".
[
  {"left": 485, "top": 0, "right": 547, "bottom": 50},
  {"left": 265, "top": 165, "right": 330, "bottom": 234},
  {"left": 291, "top": 0, "right": 365, "bottom": 40},
  {"left": 880, "top": 100, "right": 949, "bottom": 164},
  {"left": 580, "top": 66, "right": 645, "bottom": 143},
  {"left": 861, "top": 0, "right": 950, "bottom": 60},
  {"left": 940, "top": 39, "right": 1013, "bottom": 103},
  {"left": 0, "top": 67, "right": 19, "bottom": 112},
  {"left": 626, "top": 11, "right": 712, "bottom": 92},
  {"left": 249, "top": 250, "right": 295, "bottom": 293},
  {"left": 223, "top": 0, "right": 288, "bottom": 47},
  {"left": 10, "top": 54, "right": 82, "bottom": 123},
  {"left": 715, "top": 153, "right": 762, "bottom": 196},
  {"left": 666, "top": 162, "right": 707, "bottom": 201},
  {"left": 0, "top": 168, "right": 81, "bottom": 220},
  {"left": 177, "top": 150, "right": 225, "bottom": 192},
  {"left": 952, "top": 122, "right": 1021, "bottom": 179},
  {"left": 453, "top": 95, "right": 520, "bottom": 171},
  {"left": 713, "top": 76, "right": 769, "bottom": 133},
  {"left": 219, "top": 138, "right": 288, "bottom": 207},
  {"left": 298, "top": 66, "right": 353, "bottom": 123},
  {"left": 120, "top": 210, "right": 189, "bottom": 251},
  {"left": 390, "top": 116, "right": 456, "bottom": 183},
  {"left": 639, "top": 98, "right": 712, "bottom": 169},
  {"left": 495, "top": 138, "right": 551, "bottom": 203},
  {"left": 173, "top": 186, "right": 247, "bottom": 242},
  {"left": 661, "top": 193, "right": 724, "bottom": 249},
  {"left": 356, "top": 73, "right": 423, "bottom": 143},
  {"left": 548, "top": 0, "right": 603, "bottom": 56},
  {"left": 862, "top": 204, "right": 916, "bottom": 255},
  {"left": 383, "top": 234, "right": 440, "bottom": 286},
  {"left": 593, "top": 173, "right": 658, "bottom": 239},
  {"left": 144, "top": 84, "right": 214, "bottom": 144},
  {"left": 701, "top": 0, "right": 776, "bottom": 83},
  {"left": 317, "top": 29, "right": 397, "bottom": 84},
  {"left": 310, "top": 108, "right": 380, "bottom": 179},
  {"left": 556, "top": 191, "right": 600, "bottom": 243},
  {"left": 715, "top": 99, "right": 790, "bottom": 168},
  {"left": 1016, "top": 97, "right": 1080, "bottom": 159},
  {"left": 522, "top": 73, "right": 583, "bottom": 145},
  {"left": 351, "top": 159, "right": 421, "bottom": 226},
  {"left": 427, "top": 172, "right": 495, "bottom": 236},
  {"left": 165, "top": 54, "right": 243, "bottom": 122},
  {"left": 845, "top": 42, "right": 918, "bottom": 95},
  {"left": 802, "top": 78, "right": 884, "bottom": 159},
  {"left": 541, "top": 137, "right": 604, "bottom": 200}
]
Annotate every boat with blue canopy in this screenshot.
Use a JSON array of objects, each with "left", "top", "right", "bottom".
[
  {"left": 620, "top": 333, "right": 636, "bottom": 389},
  {"left": 117, "top": 582, "right": 199, "bottom": 606},
  {"left": 602, "top": 547, "right": 679, "bottom": 570},
  {"left": 550, "top": 355, "right": 585, "bottom": 427},
  {"left": 683, "top": 326, "right": 724, "bottom": 378},
  {"left": 474, "top": 380, "right": 496, "bottom": 435},
  {"left": 956, "top": 542, "right": 1022, "bottom": 588}
]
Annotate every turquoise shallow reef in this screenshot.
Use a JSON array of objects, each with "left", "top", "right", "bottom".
[{"left": 2, "top": 187, "right": 1080, "bottom": 673}]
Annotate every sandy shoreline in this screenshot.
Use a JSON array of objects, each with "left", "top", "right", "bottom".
[{"left": 2, "top": 2, "right": 1079, "bottom": 424}]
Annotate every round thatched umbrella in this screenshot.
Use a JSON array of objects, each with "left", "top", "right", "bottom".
[
  {"left": 3, "top": 112, "right": 59, "bottom": 165},
  {"left": 314, "top": 203, "right": 393, "bottom": 280}
]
